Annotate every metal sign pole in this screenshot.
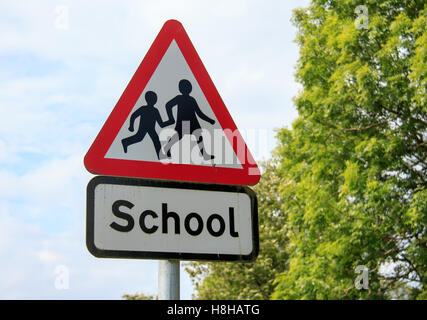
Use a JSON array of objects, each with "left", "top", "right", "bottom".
[{"left": 158, "top": 260, "right": 180, "bottom": 300}]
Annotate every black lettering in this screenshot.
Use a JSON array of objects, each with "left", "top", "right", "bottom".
[
  {"left": 162, "top": 203, "right": 180, "bottom": 234},
  {"left": 229, "top": 207, "right": 239, "bottom": 237},
  {"left": 184, "top": 212, "right": 203, "bottom": 236},
  {"left": 139, "top": 210, "right": 158, "bottom": 234},
  {"left": 207, "top": 214, "right": 225, "bottom": 237},
  {"left": 110, "top": 200, "right": 134, "bottom": 232}
]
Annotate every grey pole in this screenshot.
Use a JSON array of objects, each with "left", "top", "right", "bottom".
[{"left": 158, "top": 260, "right": 180, "bottom": 300}]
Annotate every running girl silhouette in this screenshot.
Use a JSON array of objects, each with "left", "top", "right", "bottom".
[
  {"left": 121, "top": 91, "right": 168, "bottom": 159},
  {"left": 163, "top": 79, "right": 216, "bottom": 160}
]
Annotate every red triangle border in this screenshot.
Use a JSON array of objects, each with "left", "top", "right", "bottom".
[{"left": 84, "top": 20, "right": 260, "bottom": 186}]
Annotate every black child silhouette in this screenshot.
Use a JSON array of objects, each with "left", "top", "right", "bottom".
[
  {"left": 121, "top": 91, "right": 168, "bottom": 159},
  {"left": 163, "top": 79, "right": 216, "bottom": 160}
]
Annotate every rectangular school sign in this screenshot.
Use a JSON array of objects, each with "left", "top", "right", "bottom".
[{"left": 86, "top": 176, "right": 259, "bottom": 261}]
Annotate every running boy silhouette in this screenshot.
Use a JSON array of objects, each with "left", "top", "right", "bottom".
[
  {"left": 163, "top": 79, "right": 216, "bottom": 160},
  {"left": 121, "top": 91, "right": 168, "bottom": 159}
]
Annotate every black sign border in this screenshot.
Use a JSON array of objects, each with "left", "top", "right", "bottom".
[{"left": 86, "top": 176, "right": 259, "bottom": 262}]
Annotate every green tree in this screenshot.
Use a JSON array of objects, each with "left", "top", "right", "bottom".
[
  {"left": 272, "top": 0, "right": 426, "bottom": 299},
  {"left": 185, "top": 162, "right": 289, "bottom": 299},
  {"left": 122, "top": 292, "right": 157, "bottom": 300}
]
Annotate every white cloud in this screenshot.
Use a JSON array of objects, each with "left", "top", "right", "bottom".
[
  {"left": 0, "top": 153, "right": 87, "bottom": 207},
  {"left": 134, "top": 0, "right": 251, "bottom": 29},
  {"left": 37, "top": 249, "right": 60, "bottom": 264}
]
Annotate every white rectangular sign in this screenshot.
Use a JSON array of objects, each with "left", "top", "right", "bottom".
[{"left": 86, "top": 176, "right": 258, "bottom": 261}]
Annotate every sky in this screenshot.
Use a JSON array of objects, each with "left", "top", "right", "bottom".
[{"left": 0, "top": 0, "right": 310, "bottom": 299}]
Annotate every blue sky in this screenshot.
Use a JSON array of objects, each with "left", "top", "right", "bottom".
[{"left": 0, "top": 0, "right": 309, "bottom": 299}]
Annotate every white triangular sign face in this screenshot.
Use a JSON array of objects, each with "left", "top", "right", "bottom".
[
  {"left": 84, "top": 20, "right": 260, "bottom": 186},
  {"left": 105, "top": 40, "right": 241, "bottom": 169}
]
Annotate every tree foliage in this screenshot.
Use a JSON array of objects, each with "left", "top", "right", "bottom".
[
  {"left": 122, "top": 292, "right": 157, "bottom": 300},
  {"left": 185, "top": 162, "right": 289, "bottom": 299},
  {"left": 272, "top": 0, "right": 426, "bottom": 299},
  {"left": 187, "top": 0, "right": 426, "bottom": 300}
]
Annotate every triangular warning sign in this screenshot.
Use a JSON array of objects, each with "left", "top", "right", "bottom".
[{"left": 84, "top": 20, "right": 260, "bottom": 186}]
